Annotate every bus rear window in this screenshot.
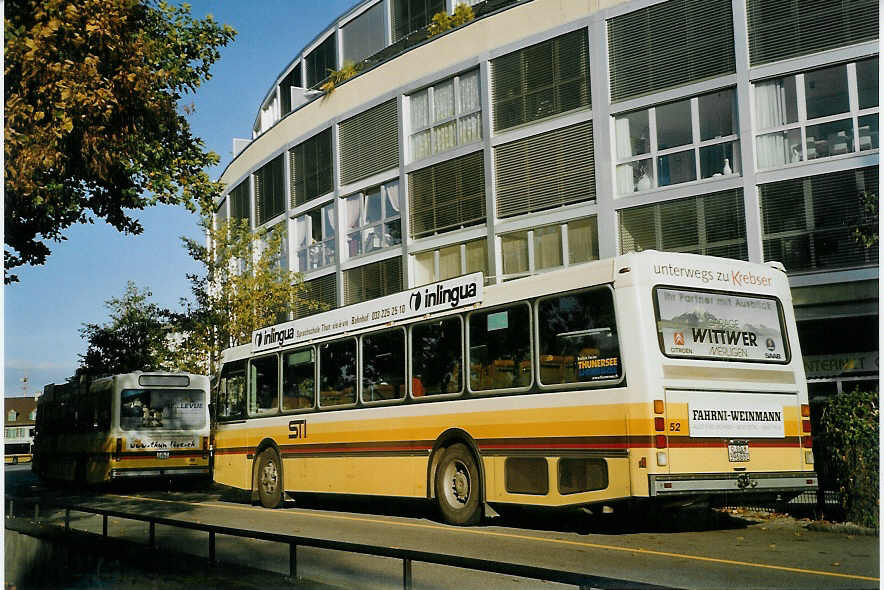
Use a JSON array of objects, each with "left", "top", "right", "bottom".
[
  {"left": 654, "top": 287, "right": 789, "bottom": 363},
  {"left": 120, "top": 389, "right": 206, "bottom": 431}
]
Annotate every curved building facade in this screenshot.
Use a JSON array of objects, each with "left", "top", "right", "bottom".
[{"left": 215, "top": 0, "right": 879, "bottom": 398}]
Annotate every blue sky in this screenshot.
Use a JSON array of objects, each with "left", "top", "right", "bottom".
[{"left": 4, "top": 0, "right": 357, "bottom": 396}]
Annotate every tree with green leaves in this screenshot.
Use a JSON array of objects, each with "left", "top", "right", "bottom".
[
  {"left": 78, "top": 281, "right": 172, "bottom": 377},
  {"left": 4, "top": 0, "right": 236, "bottom": 283},
  {"left": 169, "top": 217, "right": 322, "bottom": 376}
]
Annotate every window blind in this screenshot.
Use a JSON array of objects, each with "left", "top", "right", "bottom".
[
  {"left": 342, "top": 2, "right": 387, "bottom": 65},
  {"left": 339, "top": 99, "right": 399, "bottom": 185},
  {"left": 296, "top": 273, "right": 338, "bottom": 319},
  {"left": 214, "top": 198, "right": 228, "bottom": 227},
  {"left": 255, "top": 154, "right": 286, "bottom": 225},
  {"left": 392, "top": 0, "right": 444, "bottom": 42},
  {"left": 747, "top": 0, "right": 879, "bottom": 66},
  {"left": 344, "top": 257, "right": 403, "bottom": 305},
  {"left": 408, "top": 151, "right": 486, "bottom": 238},
  {"left": 495, "top": 121, "right": 595, "bottom": 218},
  {"left": 228, "top": 180, "right": 250, "bottom": 223},
  {"left": 492, "top": 29, "right": 591, "bottom": 131},
  {"left": 290, "top": 129, "right": 333, "bottom": 207},
  {"left": 608, "top": 0, "right": 735, "bottom": 103},
  {"left": 619, "top": 189, "right": 747, "bottom": 259},
  {"left": 760, "top": 167, "right": 878, "bottom": 272},
  {"left": 306, "top": 34, "right": 337, "bottom": 88}
]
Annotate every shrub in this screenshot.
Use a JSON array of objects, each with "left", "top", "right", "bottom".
[
  {"left": 428, "top": 3, "right": 475, "bottom": 37},
  {"left": 817, "top": 388, "right": 879, "bottom": 527}
]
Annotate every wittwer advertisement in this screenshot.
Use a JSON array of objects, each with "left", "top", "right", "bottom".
[
  {"left": 252, "top": 273, "right": 484, "bottom": 353},
  {"left": 655, "top": 288, "right": 787, "bottom": 362}
]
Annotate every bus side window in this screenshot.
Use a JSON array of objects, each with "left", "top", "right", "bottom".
[
  {"left": 217, "top": 360, "right": 246, "bottom": 420},
  {"left": 537, "top": 288, "right": 622, "bottom": 386},
  {"left": 249, "top": 355, "right": 280, "bottom": 416},
  {"left": 411, "top": 317, "right": 463, "bottom": 396},
  {"left": 468, "top": 303, "right": 532, "bottom": 392},
  {"left": 362, "top": 328, "right": 406, "bottom": 402},
  {"left": 319, "top": 339, "right": 357, "bottom": 407},
  {"left": 283, "top": 348, "right": 315, "bottom": 410}
]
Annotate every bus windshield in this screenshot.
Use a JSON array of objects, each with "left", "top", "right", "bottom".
[
  {"left": 654, "top": 287, "right": 789, "bottom": 363},
  {"left": 120, "top": 389, "right": 207, "bottom": 431}
]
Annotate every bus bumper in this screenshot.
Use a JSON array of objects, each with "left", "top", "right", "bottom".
[
  {"left": 110, "top": 467, "right": 210, "bottom": 479},
  {"left": 649, "top": 471, "right": 818, "bottom": 497}
]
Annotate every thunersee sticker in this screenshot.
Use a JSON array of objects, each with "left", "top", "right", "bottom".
[{"left": 656, "top": 288, "right": 787, "bottom": 362}]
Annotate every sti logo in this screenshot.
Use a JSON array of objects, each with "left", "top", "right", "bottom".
[
  {"left": 673, "top": 332, "right": 685, "bottom": 346},
  {"left": 409, "top": 290, "right": 422, "bottom": 311}
]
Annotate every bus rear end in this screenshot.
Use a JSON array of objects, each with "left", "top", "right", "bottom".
[
  {"left": 110, "top": 373, "right": 211, "bottom": 480},
  {"left": 625, "top": 252, "right": 816, "bottom": 505}
]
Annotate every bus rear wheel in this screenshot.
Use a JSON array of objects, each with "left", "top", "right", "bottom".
[
  {"left": 435, "top": 444, "right": 481, "bottom": 526},
  {"left": 256, "top": 448, "right": 283, "bottom": 509}
]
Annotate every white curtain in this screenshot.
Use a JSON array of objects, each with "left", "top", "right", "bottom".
[
  {"left": 410, "top": 89, "right": 430, "bottom": 129},
  {"left": 754, "top": 80, "right": 792, "bottom": 168},
  {"left": 384, "top": 181, "right": 400, "bottom": 215},
  {"left": 615, "top": 116, "right": 636, "bottom": 194},
  {"left": 434, "top": 79, "right": 455, "bottom": 122},
  {"left": 433, "top": 121, "right": 456, "bottom": 154},
  {"left": 459, "top": 70, "right": 480, "bottom": 113},
  {"left": 344, "top": 195, "right": 361, "bottom": 231},
  {"left": 322, "top": 203, "right": 336, "bottom": 239}
]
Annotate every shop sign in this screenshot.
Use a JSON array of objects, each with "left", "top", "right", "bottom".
[{"left": 804, "top": 352, "right": 879, "bottom": 378}]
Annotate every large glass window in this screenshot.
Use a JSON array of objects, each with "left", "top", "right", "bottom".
[
  {"left": 537, "top": 288, "right": 622, "bottom": 386},
  {"left": 343, "top": 180, "right": 401, "bottom": 259},
  {"left": 409, "top": 70, "right": 482, "bottom": 161},
  {"left": 216, "top": 360, "right": 246, "bottom": 421},
  {"left": 362, "top": 329, "right": 406, "bottom": 402},
  {"left": 491, "top": 28, "right": 590, "bottom": 132},
  {"left": 619, "top": 190, "right": 748, "bottom": 260},
  {"left": 501, "top": 218, "right": 599, "bottom": 280},
  {"left": 290, "top": 129, "right": 333, "bottom": 206},
  {"left": 249, "top": 355, "right": 279, "bottom": 416},
  {"left": 294, "top": 203, "right": 335, "bottom": 272},
  {"left": 319, "top": 339, "right": 357, "bottom": 407},
  {"left": 760, "top": 167, "right": 878, "bottom": 272},
  {"left": 411, "top": 317, "right": 463, "bottom": 396},
  {"left": 282, "top": 348, "right": 315, "bottom": 411},
  {"left": 228, "top": 180, "right": 250, "bottom": 224},
  {"left": 746, "top": 0, "right": 879, "bottom": 66},
  {"left": 608, "top": 0, "right": 735, "bottom": 102},
  {"left": 413, "top": 238, "right": 487, "bottom": 286},
  {"left": 408, "top": 151, "right": 486, "bottom": 238},
  {"left": 469, "top": 304, "right": 532, "bottom": 391},
  {"left": 392, "top": 0, "right": 444, "bottom": 42},
  {"left": 615, "top": 88, "right": 740, "bottom": 195},
  {"left": 754, "top": 59, "right": 879, "bottom": 169},
  {"left": 342, "top": 2, "right": 386, "bottom": 65},
  {"left": 255, "top": 154, "right": 286, "bottom": 225},
  {"left": 306, "top": 34, "right": 337, "bottom": 88},
  {"left": 343, "top": 257, "right": 402, "bottom": 305}
]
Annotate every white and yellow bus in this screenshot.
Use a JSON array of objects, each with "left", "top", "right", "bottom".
[
  {"left": 212, "top": 251, "right": 817, "bottom": 525},
  {"left": 34, "top": 372, "right": 211, "bottom": 484}
]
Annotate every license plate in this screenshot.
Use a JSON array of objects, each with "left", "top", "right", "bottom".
[
  {"left": 728, "top": 440, "right": 749, "bottom": 462},
  {"left": 156, "top": 451, "right": 170, "bottom": 460}
]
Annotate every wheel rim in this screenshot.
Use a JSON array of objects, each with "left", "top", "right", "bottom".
[
  {"left": 261, "top": 458, "right": 278, "bottom": 496},
  {"left": 442, "top": 458, "right": 471, "bottom": 508}
]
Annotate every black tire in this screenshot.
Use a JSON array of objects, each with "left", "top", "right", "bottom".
[
  {"left": 256, "top": 448, "right": 283, "bottom": 509},
  {"left": 434, "top": 443, "right": 481, "bottom": 526}
]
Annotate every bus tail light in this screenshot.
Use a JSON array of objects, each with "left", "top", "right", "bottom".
[
  {"left": 801, "top": 404, "right": 810, "bottom": 417},
  {"left": 653, "top": 399, "right": 664, "bottom": 414},
  {"left": 655, "top": 434, "right": 667, "bottom": 449},
  {"left": 802, "top": 435, "right": 813, "bottom": 448},
  {"left": 802, "top": 420, "right": 812, "bottom": 433},
  {"left": 654, "top": 417, "right": 665, "bottom": 431}
]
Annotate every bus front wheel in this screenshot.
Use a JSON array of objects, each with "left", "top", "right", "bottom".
[
  {"left": 256, "top": 449, "right": 283, "bottom": 509},
  {"left": 435, "top": 444, "right": 481, "bottom": 526}
]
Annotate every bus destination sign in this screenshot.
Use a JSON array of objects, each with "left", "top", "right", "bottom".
[{"left": 252, "top": 272, "right": 484, "bottom": 353}]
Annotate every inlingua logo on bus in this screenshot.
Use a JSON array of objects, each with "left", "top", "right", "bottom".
[{"left": 409, "top": 282, "right": 478, "bottom": 311}]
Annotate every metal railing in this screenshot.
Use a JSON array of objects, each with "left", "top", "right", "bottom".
[{"left": 7, "top": 497, "right": 673, "bottom": 590}]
